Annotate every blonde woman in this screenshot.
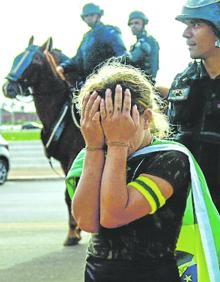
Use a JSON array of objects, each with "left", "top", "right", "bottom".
[{"left": 72, "top": 62, "right": 190, "bottom": 282}]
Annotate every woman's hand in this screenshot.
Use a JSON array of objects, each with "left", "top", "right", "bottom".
[
  {"left": 80, "top": 91, "right": 104, "bottom": 148},
  {"left": 100, "top": 85, "right": 140, "bottom": 143}
]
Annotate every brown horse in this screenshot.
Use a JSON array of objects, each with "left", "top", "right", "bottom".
[{"left": 2, "top": 36, "right": 84, "bottom": 246}]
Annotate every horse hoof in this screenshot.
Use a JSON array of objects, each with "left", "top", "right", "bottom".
[{"left": 63, "top": 237, "right": 81, "bottom": 246}]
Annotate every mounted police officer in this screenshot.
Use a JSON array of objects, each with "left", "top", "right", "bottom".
[
  {"left": 56, "top": 3, "right": 127, "bottom": 83},
  {"left": 127, "top": 11, "right": 160, "bottom": 82},
  {"left": 56, "top": 3, "right": 127, "bottom": 246},
  {"left": 167, "top": 0, "right": 220, "bottom": 212}
]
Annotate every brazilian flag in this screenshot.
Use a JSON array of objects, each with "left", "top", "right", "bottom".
[
  {"left": 66, "top": 140, "right": 220, "bottom": 282},
  {"left": 66, "top": 147, "right": 86, "bottom": 200}
]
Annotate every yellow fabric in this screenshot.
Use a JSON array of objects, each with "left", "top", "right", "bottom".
[
  {"left": 128, "top": 180, "right": 157, "bottom": 213},
  {"left": 138, "top": 175, "right": 166, "bottom": 207}
]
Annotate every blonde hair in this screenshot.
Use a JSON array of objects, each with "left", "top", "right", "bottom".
[{"left": 78, "top": 62, "right": 169, "bottom": 139}]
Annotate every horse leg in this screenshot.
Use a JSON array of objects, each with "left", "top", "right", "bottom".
[{"left": 63, "top": 188, "right": 81, "bottom": 246}]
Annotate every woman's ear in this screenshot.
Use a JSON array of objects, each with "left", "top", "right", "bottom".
[{"left": 143, "top": 109, "right": 152, "bottom": 129}]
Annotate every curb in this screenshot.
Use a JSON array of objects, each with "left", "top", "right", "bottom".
[
  {"left": 8, "top": 167, "right": 65, "bottom": 181},
  {"left": 8, "top": 176, "right": 65, "bottom": 181}
]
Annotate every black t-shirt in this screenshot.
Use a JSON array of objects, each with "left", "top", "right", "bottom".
[{"left": 85, "top": 150, "right": 190, "bottom": 281}]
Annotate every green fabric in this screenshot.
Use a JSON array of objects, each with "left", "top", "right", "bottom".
[
  {"left": 135, "top": 179, "right": 161, "bottom": 209},
  {"left": 65, "top": 140, "right": 220, "bottom": 281},
  {"left": 65, "top": 148, "right": 86, "bottom": 199}
]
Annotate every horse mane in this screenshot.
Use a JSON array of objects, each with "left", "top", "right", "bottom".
[
  {"left": 44, "top": 49, "right": 79, "bottom": 90},
  {"left": 44, "top": 49, "right": 65, "bottom": 80}
]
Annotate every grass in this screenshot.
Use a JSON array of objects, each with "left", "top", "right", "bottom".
[{"left": 1, "top": 130, "right": 41, "bottom": 141}]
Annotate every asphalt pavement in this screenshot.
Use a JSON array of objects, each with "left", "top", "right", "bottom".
[
  {"left": 1, "top": 141, "right": 89, "bottom": 282},
  {"left": 0, "top": 179, "right": 90, "bottom": 282}
]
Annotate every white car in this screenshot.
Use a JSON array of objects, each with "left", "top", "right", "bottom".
[{"left": 0, "top": 135, "right": 10, "bottom": 185}]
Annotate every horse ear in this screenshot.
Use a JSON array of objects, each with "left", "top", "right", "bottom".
[
  {"left": 41, "top": 37, "right": 53, "bottom": 51},
  {"left": 28, "top": 36, "right": 34, "bottom": 46},
  {"left": 47, "top": 37, "right": 53, "bottom": 51}
]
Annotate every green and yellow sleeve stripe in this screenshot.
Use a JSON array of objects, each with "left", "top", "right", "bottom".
[{"left": 128, "top": 175, "right": 166, "bottom": 214}]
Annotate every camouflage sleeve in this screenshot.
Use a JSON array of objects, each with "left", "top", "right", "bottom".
[
  {"left": 140, "top": 41, "right": 151, "bottom": 54},
  {"left": 127, "top": 41, "right": 148, "bottom": 64}
]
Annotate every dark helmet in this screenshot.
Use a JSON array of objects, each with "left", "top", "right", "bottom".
[
  {"left": 81, "top": 3, "right": 104, "bottom": 19},
  {"left": 128, "top": 11, "right": 149, "bottom": 26},
  {"left": 176, "top": 0, "right": 220, "bottom": 33}
]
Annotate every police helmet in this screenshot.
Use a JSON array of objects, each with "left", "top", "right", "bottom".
[
  {"left": 128, "top": 11, "right": 149, "bottom": 26},
  {"left": 176, "top": 0, "right": 220, "bottom": 33},
  {"left": 81, "top": 3, "right": 104, "bottom": 19}
]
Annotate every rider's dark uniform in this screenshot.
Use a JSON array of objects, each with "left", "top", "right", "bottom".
[
  {"left": 167, "top": 60, "right": 220, "bottom": 211},
  {"left": 127, "top": 31, "right": 159, "bottom": 82},
  {"left": 61, "top": 22, "right": 127, "bottom": 239},
  {"left": 60, "top": 22, "right": 127, "bottom": 82}
]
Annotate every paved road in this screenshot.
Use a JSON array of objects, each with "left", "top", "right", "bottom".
[
  {"left": 0, "top": 179, "right": 89, "bottom": 282},
  {"left": 8, "top": 141, "right": 64, "bottom": 179}
]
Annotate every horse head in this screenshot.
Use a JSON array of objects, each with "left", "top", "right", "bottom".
[{"left": 2, "top": 36, "right": 68, "bottom": 99}]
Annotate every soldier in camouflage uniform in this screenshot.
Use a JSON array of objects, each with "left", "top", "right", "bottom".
[
  {"left": 57, "top": 3, "right": 127, "bottom": 83},
  {"left": 167, "top": 0, "right": 220, "bottom": 212},
  {"left": 127, "top": 11, "right": 160, "bottom": 82}
]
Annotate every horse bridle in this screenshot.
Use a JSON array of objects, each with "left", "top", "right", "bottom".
[{"left": 5, "top": 46, "right": 46, "bottom": 98}]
